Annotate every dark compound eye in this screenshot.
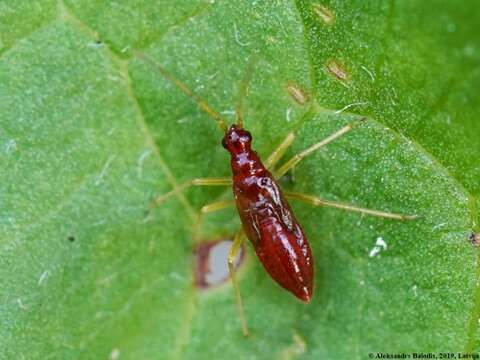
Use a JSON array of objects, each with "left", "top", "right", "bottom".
[
  {"left": 242, "top": 131, "right": 252, "bottom": 143},
  {"left": 221, "top": 136, "right": 228, "bottom": 148}
]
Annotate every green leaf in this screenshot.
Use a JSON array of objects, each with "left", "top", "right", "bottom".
[{"left": 1, "top": 0, "right": 479, "bottom": 358}]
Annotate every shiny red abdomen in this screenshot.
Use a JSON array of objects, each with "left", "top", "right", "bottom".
[{"left": 222, "top": 125, "right": 314, "bottom": 302}]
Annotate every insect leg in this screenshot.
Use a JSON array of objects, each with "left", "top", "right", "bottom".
[
  {"left": 200, "top": 200, "right": 235, "bottom": 213},
  {"left": 135, "top": 51, "right": 227, "bottom": 131},
  {"left": 151, "top": 177, "right": 232, "bottom": 207},
  {"left": 236, "top": 56, "right": 259, "bottom": 128},
  {"left": 285, "top": 191, "right": 418, "bottom": 221},
  {"left": 192, "top": 200, "right": 235, "bottom": 243},
  {"left": 228, "top": 229, "right": 249, "bottom": 336},
  {"left": 274, "top": 118, "right": 365, "bottom": 178},
  {"left": 264, "top": 132, "right": 296, "bottom": 170}
]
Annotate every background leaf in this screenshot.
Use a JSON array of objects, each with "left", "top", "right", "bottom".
[{"left": 1, "top": 0, "right": 479, "bottom": 359}]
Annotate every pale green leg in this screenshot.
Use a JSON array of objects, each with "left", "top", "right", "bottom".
[
  {"left": 191, "top": 201, "right": 249, "bottom": 335},
  {"left": 274, "top": 120, "right": 364, "bottom": 178},
  {"left": 228, "top": 229, "right": 249, "bottom": 336},
  {"left": 192, "top": 200, "right": 235, "bottom": 243},
  {"left": 285, "top": 191, "right": 418, "bottom": 221},
  {"left": 151, "top": 177, "right": 231, "bottom": 207},
  {"left": 264, "top": 132, "right": 296, "bottom": 170}
]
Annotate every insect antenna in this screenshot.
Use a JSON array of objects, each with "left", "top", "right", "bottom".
[
  {"left": 236, "top": 55, "right": 260, "bottom": 128},
  {"left": 134, "top": 50, "right": 227, "bottom": 131}
]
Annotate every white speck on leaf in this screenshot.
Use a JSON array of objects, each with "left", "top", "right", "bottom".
[
  {"left": 193, "top": 84, "right": 204, "bottom": 92},
  {"left": 208, "top": 71, "right": 219, "bottom": 80},
  {"left": 432, "top": 223, "right": 446, "bottom": 230},
  {"left": 369, "top": 237, "right": 387, "bottom": 258},
  {"left": 221, "top": 110, "right": 236, "bottom": 115},
  {"left": 5, "top": 139, "right": 17, "bottom": 153},
  {"left": 412, "top": 284, "right": 418, "bottom": 297},
  {"left": 176, "top": 117, "right": 189, "bottom": 124},
  {"left": 389, "top": 87, "right": 398, "bottom": 105},
  {"left": 286, "top": 108, "right": 292, "bottom": 122},
  {"left": 137, "top": 149, "right": 152, "bottom": 178},
  {"left": 38, "top": 271, "right": 50, "bottom": 286},
  {"left": 361, "top": 65, "right": 375, "bottom": 82},
  {"left": 335, "top": 102, "right": 369, "bottom": 114},
  {"left": 95, "top": 155, "right": 116, "bottom": 186},
  {"left": 233, "top": 23, "right": 250, "bottom": 47},
  {"left": 110, "top": 348, "right": 120, "bottom": 360},
  {"left": 17, "top": 299, "right": 27, "bottom": 309},
  {"left": 377, "top": 237, "right": 387, "bottom": 249},
  {"left": 389, "top": 94, "right": 397, "bottom": 106}
]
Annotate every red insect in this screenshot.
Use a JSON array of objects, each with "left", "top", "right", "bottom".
[
  {"left": 137, "top": 52, "right": 416, "bottom": 336},
  {"left": 222, "top": 124, "right": 313, "bottom": 302}
]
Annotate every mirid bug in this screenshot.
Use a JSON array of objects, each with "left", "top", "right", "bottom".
[{"left": 136, "top": 52, "right": 417, "bottom": 336}]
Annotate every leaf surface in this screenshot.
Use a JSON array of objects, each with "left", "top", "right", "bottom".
[{"left": 1, "top": 0, "right": 479, "bottom": 359}]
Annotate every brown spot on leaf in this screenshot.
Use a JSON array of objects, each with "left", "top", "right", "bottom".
[
  {"left": 312, "top": 4, "right": 335, "bottom": 25},
  {"left": 195, "top": 239, "right": 245, "bottom": 289},
  {"left": 469, "top": 232, "right": 479, "bottom": 246},
  {"left": 326, "top": 60, "right": 349, "bottom": 81},
  {"left": 286, "top": 82, "right": 310, "bottom": 105}
]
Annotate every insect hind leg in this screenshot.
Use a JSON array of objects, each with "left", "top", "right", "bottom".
[
  {"left": 285, "top": 191, "right": 418, "bottom": 221},
  {"left": 228, "top": 229, "right": 249, "bottom": 336}
]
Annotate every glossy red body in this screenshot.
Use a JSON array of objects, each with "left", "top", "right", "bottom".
[{"left": 222, "top": 124, "right": 314, "bottom": 302}]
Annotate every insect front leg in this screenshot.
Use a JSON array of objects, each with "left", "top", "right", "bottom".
[
  {"left": 151, "top": 177, "right": 232, "bottom": 207},
  {"left": 285, "top": 191, "right": 418, "bottom": 221},
  {"left": 264, "top": 131, "right": 296, "bottom": 170},
  {"left": 273, "top": 118, "right": 365, "bottom": 178},
  {"left": 192, "top": 200, "right": 235, "bottom": 243},
  {"left": 235, "top": 55, "right": 260, "bottom": 128},
  {"left": 228, "top": 229, "right": 249, "bottom": 337}
]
